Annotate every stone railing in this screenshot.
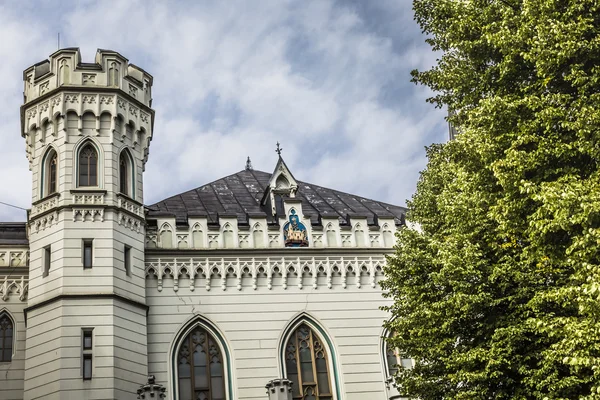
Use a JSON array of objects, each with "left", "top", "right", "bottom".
[
  {"left": 73, "top": 193, "right": 105, "bottom": 205},
  {"left": 30, "top": 194, "right": 59, "bottom": 217}
]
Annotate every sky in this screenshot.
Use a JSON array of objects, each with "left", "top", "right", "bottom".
[{"left": 0, "top": 0, "right": 446, "bottom": 222}]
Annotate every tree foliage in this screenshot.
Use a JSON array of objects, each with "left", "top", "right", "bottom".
[{"left": 382, "top": 1, "right": 600, "bottom": 399}]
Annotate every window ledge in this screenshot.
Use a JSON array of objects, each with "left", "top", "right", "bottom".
[{"left": 70, "top": 189, "right": 107, "bottom": 194}]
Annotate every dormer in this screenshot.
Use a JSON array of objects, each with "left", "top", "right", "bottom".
[{"left": 261, "top": 149, "right": 299, "bottom": 216}]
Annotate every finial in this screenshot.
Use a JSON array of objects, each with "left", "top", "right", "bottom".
[
  {"left": 275, "top": 142, "right": 283, "bottom": 156},
  {"left": 245, "top": 156, "right": 253, "bottom": 171}
]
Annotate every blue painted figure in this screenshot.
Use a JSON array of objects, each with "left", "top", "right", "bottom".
[{"left": 283, "top": 210, "right": 309, "bottom": 247}]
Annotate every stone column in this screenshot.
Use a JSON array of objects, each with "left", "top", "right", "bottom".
[{"left": 265, "top": 378, "right": 293, "bottom": 400}]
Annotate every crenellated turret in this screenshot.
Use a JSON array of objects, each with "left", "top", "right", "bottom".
[{"left": 21, "top": 48, "right": 154, "bottom": 400}]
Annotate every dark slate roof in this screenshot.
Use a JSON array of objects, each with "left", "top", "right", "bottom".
[
  {"left": 0, "top": 223, "right": 28, "bottom": 246},
  {"left": 146, "top": 170, "right": 406, "bottom": 227}
]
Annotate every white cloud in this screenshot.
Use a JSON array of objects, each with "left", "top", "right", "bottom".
[{"left": 0, "top": 0, "right": 446, "bottom": 222}]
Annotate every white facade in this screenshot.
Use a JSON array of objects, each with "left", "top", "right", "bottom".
[{"left": 0, "top": 49, "right": 406, "bottom": 400}]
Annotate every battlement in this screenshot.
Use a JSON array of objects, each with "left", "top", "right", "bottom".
[{"left": 23, "top": 48, "right": 153, "bottom": 107}]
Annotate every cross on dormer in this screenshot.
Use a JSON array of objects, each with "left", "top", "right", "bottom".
[{"left": 275, "top": 142, "right": 283, "bottom": 156}]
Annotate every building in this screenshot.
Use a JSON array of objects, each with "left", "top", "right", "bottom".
[{"left": 0, "top": 49, "right": 409, "bottom": 400}]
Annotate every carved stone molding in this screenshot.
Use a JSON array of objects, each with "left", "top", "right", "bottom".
[
  {"left": 73, "top": 193, "right": 105, "bottom": 205},
  {"left": 30, "top": 195, "right": 58, "bottom": 217},
  {"left": 0, "top": 275, "right": 28, "bottom": 302},
  {"left": 145, "top": 255, "right": 385, "bottom": 293},
  {"left": 73, "top": 208, "right": 104, "bottom": 222},
  {"left": 0, "top": 249, "right": 29, "bottom": 268},
  {"left": 30, "top": 211, "right": 59, "bottom": 233}
]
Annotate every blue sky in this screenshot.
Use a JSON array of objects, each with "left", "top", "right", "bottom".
[{"left": 0, "top": 0, "right": 446, "bottom": 222}]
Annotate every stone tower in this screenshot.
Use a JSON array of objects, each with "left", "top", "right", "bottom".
[{"left": 20, "top": 48, "right": 154, "bottom": 399}]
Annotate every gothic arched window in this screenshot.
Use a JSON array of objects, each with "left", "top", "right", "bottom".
[
  {"left": 177, "top": 326, "right": 226, "bottom": 400},
  {"left": 119, "top": 151, "right": 133, "bottom": 196},
  {"left": 0, "top": 313, "right": 14, "bottom": 362},
  {"left": 285, "top": 323, "right": 333, "bottom": 400},
  {"left": 78, "top": 144, "right": 98, "bottom": 187},
  {"left": 43, "top": 148, "right": 58, "bottom": 196},
  {"left": 384, "top": 334, "right": 413, "bottom": 380}
]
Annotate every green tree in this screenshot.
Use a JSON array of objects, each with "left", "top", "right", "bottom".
[{"left": 382, "top": 1, "right": 600, "bottom": 399}]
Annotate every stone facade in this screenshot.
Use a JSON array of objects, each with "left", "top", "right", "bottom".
[{"left": 0, "top": 49, "right": 407, "bottom": 400}]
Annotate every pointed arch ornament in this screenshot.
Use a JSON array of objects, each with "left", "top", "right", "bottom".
[
  {"left": 170, "top": 316, "right": 234, "bottom": 400},
  {"left": 279, "top": 313, "right": 342, "bottom": 400}
]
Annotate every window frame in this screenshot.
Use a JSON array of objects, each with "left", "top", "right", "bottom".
[
  {"left": 0, "top": 312, "right": 14, "bottom": 363},
  {"left": 43, "top": 245, "right": 51, "bottom": 278},
  {"left": 176, "top": 325, "right": 227, "bottom": 399},
  {"left": 280, "top": 317, "right": 340, "bottom": 400},
  {"left": 41, "top": 147, "right": 59, "bottom": 198},
  {"left": 124, "top": 245, "right": 131, "bottom": 276},
  {"left": 82, "top": 239, "right": 93, "bottom": 269},
  {"left": 81, "top": 328, "right": 94, "bottom": 381},
  {"left": 77, "top": 143, "right": 99, "bottom": 188}
]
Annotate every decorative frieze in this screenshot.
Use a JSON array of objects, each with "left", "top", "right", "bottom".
[
  {"left": 145, "top": 255, "right": 385, "bottom": 293},
  {"left": 30, "top": 211, "right": 59, "bottom": 233},
  {"left": 82, "top": 73, "right": 96, "bottom": 85},
  {"left": 117, "top": 212, "right": 141, "bottom": 233},
  {"left": 145, "top": 220, "right": 397, "bottom": 250},
  {"left": 0, "top": 275, "right": 28, "bottom": 301},
  {"left": 73, "top": 208, "right": 104, "bottom": 222},
  {"left": 0, "top": 249, "right": 28, "bottom": 267},
  {"left": 73, "top": 193, "right": 105, "bottom": 205}
]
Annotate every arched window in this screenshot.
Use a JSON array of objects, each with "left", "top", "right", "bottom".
[
  {"left": 43, "top": 148, "right": 58, "bottom": 196},
  {"left": 177, "top": 325, "right": 226, "bottom": 400},
  {"left": 0, "top": 312, "right": 14, "bottom": 362},
  {"left": 384, "top": 334, "right": 413, "bottom": 380},
  {"left": 284, "top": 323, "right": 333, "bottom": 399},
  {"left": 119, "top": 150, "right": 133, "bottom": 196},
  {"left": 78, "top": 143, "right": 98, "bottom": 187}
]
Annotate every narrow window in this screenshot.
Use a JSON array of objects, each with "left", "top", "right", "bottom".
[
  {"left": 49, "top": 152, "right": 57, "bottom": 194},
  {"left": 82, "top": 328, "right": 93, "bottom": 380},
  {"left": 78, "top": 144, "right": 98, "bottom": 187},
  {"left": 43, "top": 245, "right": 51, "bottom": 278},
  {"left": 83, "top": 330, "right": 93, "bottom": 350},
  {"left": 285, "top": 323, "right": 333, "bottom": 399},
  {"left": 124, "top": 245, "right": 131, "bottom": 276},
  {"left": 83, "top": 240, "right": 93, "bottom": 269},
  {"left": 0, "top": 313, "right": 13, "bottom": 362},
  {"left": 119, "top": 153, "right": 128, "bottom": 195}
]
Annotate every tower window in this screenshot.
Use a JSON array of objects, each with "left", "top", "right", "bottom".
[
  {"left": 42, "top": 148, "right": 58, "bottom": 197},
  {"left": 49, "top": 151, "right": 57, "bottom": 194},
  {"left": 78, "top": 144, "right": 98, "bottom": 187},
  {"left": 83, "top": 240, "right": 93, "bottom": 269},
  {"left": 0, "top": 313, "right": 13, "bottom": 362},
  {"left": 43, "top": 245, "right": 51, "bottom": 278},
  {"left": 119, "top": 153, "right": 129, "bottom": 195},
  {"left": 124, "top": 245, "right": 131, "bottom": 276},
  {"left": 82, "top": 328, "right": 93, "bottom": 380}
]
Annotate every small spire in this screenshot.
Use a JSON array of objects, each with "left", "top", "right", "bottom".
[
  {"left": 275, "top": 141, "right": 283, "bottom": 157},
  {"left": 245, "top": 156, "right": 253, "bottom": 171}
]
